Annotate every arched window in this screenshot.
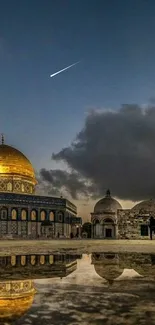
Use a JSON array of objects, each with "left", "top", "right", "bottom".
[
  {"left": 49, "top": 211, "right": 54, "bottom": 222},
  {"left": 21, "top": 256, "right": 26, "bottom": 266},
  {"left": 21, "top": 210, "right": 27, "bottom": 220},
  {"left": 40, "top": 255, "right": 45, "bottom": 265},
  {"left": 41, "top": 210, "right": 46, "bottom": 221},
  {"left": 31, "top": 255, "right": 36, "bottom": 265},
  {"left": 31, "top": 210, "right": 36, "bottom": 221},
  {"left": 7, "top": 182, "right": 12, "bottom": 191},
  {"left": 11, "top": 209, "right": 17, "bottom": 220},
  {"left": 11, "top": 256, "right": 16, "bottom": 266},
  {"left": 49, "top": 255, "right": 53, "bottom": 264},
  {"left": 58, "top": 212, "right": 63, "bottom": 222},
  {"left": 1, "top": 209, "right": 7, "bottom": 220}
]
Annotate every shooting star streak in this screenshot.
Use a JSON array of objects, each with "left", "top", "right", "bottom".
[{"left": 50, "top": 61, "right": 80, "bottom": 78}]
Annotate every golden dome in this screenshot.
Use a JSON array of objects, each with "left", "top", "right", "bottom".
[
  {"left": 0, "top": 280, "right": 36, "bottom": 322},
  {"left": 0, "top": 294, "right": 35, "bottom": 321},
  {"left": 0, "top": 144, "right": 35, "bottom": 179},
  {"left": 0, "top": 143, "right": 37, "bottom": 194}
]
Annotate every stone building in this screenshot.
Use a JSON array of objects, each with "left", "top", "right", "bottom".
[
  {"left": 0, "top": 137, "right": 82, "bottom": 238},
  {"left": 91, "top": 189, "right": 155, "bottom": 239},
  {"left": 92, "top": 252, "right": 155, "bottom": 280}
]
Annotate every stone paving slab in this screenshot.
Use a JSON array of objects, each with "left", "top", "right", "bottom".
[{"left": 0, "top": 239, "right": 155, "bottom": 255}]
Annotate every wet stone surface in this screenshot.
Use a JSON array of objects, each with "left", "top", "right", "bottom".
[{"left": 0, "top": 250, "right": 155, "bottom": 324}]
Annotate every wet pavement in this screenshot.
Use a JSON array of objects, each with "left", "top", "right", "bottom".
[{"left": 1, "top": 251, "right": 155, "bottom": 324}]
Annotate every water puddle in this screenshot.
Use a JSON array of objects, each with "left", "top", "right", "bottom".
[{"left": 0, "top": 252, "right": 155, "bottom": 324}]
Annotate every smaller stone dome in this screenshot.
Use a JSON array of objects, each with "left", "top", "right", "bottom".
[
  {"left": 94, "top": 264, "right": 123, "bottom": 281},
  {"left": 131, "top": 199, "right": 155, "bottom": 214},
  {"left": 94, "top": 190, "right": 122, "bottom": 213}
]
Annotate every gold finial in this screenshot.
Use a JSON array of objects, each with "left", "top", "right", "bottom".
[{"left": 1, "top": 133, "right": 4, "bottom": 145}]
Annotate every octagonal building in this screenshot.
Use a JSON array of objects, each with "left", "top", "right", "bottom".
[{"left": 0, "top": 137, "right": 82, "bottom": 238}]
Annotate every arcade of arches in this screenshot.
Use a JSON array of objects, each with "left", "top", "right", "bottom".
[{"left": 92, "top": 218, "right": 116, "bottom": 239}]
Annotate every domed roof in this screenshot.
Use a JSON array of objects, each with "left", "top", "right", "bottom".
[
  {"left": 0, "top": 294, "right": 34, "bottom": 322},
  {"left": 94, "top": 264, "right": 123, "bottom": 280},
  {"left": 0, "top": 280, "right": 36, "bottom": 322},
  {"left": 94, "top": 190, "right": 122, "bottom": 213},
  {"left": 131, "top": 199, "right": 155, "bottom": 214},
  {"left": 0, "top": 143, "right": 35, "bottom": 181}
]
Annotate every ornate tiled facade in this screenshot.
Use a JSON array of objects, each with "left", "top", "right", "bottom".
[
  {"left": 0, "top": 140, "right": 82, "bottom": 238},
  {"left": 0, "top": 192, "right": 82, "bottom": 238}
]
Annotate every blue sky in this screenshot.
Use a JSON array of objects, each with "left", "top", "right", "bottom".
[{"left": 0, "top": 0, "right": 155, "bottom": 171}]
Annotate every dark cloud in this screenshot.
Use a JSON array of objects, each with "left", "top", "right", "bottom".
[
  {"left": 40, "top": 104, "right": 155, "bottom": 201},
  {"left": 39, "top": 168, "right": 94, "bottom": 199}
]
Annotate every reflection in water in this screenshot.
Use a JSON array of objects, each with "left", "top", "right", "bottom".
[
  {"left": 0, "top": 253, "right": 81, "bottom": 324},
  {"left": 0, "top": 279, "right": 36, "bottom": 323},
  {"left": 1, "top": 252, "right": 155, "bottom": 324},
  {"left": 92, "top": 252, "right": 155, "bottom": 284}
]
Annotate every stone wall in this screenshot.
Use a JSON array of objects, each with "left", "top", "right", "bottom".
[{"left": 117, "top": 209, "right": 150, "bottom": 239}]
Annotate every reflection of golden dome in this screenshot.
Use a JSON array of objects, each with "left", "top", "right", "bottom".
[
  {"left": 0, "top": 280, "right": 36, "bottom": 322},
  {"left": 0, "top": 144, "right": 35, "bottom": 179},
  {"left": 0, "top": 144, "right": 37, "bottom": 194}
]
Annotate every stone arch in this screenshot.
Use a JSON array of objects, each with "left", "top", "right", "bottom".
[
  {"left": 103, "top": 218, "right": 114, "bottom": 223},
  {"left": 93, "top": 218, "right": 100, "bottom": 224},
  {"left": 102, "top": 217, "right": 116, "bottom": 239}
]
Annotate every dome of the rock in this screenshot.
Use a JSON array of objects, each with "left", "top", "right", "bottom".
[{"left": 0, "top": 141, "right": 37, "bottom": 194}]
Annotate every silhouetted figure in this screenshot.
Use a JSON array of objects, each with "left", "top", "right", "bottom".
[
  {"left": 149, "top": 216, "right": 155, "bottom": 240},
  {"left": 57, "top": 232, "right": 60, "bottom": 238},
  {"left": 70, "top": 232, "right": 73, "bottom": 239}
]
